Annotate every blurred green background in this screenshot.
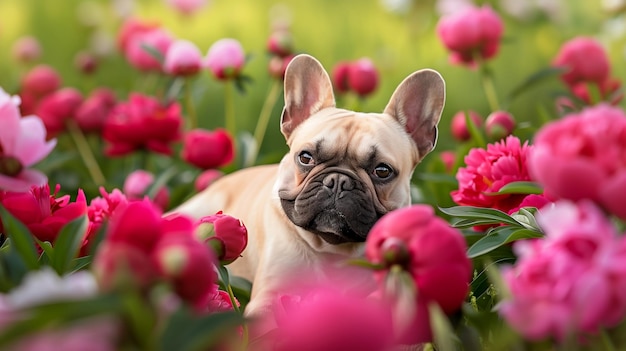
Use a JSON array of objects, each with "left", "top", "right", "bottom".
[{"left": 0, "top": 0, "right": 624, "bottom": 202}]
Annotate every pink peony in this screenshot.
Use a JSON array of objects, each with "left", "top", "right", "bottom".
[
  {"left": 552, "top": 37, "right": 610, "bottom": 87},
  {"left": 74, "top": 51, "right": 99, "bottom": 75},
  {"left": 103, "top": 93, "right": 183, "bottom": 156},
  {"left": 35, "top": 87, "right": 83, "bottom": 137},
  {"left": 74, "top": 88, "right": 117, "bottom": 133},
  {"left": 485, "top": 110, "right": 516, "bottom": 140},
  {"left": 194, "top": 169, "right": 223, "bottom": 192},
  {"left": 20, "top": 65, "right": 61, "bottom": 98},
  {"left": 0, "top": 88, "right": 56, "bottom": 191},
  {"left": 268, "top": 54, "right": 294, "bottom": 81},
  {"left": 452, "top": 135, "right": 534, "bottom": 213},
  {"left": 122, "top": 169, "right": 169, "bottom": 210},
  {"left": 165, "top": 0, "right": 208, "bottom": 16},
  {"left": 163, "top": 39, "right": 203, "bottom": 76},
  {"left": 270, "top": 284, "right": 395, "bottom": 351},
  {"left": 204, "top": 38, "right": 246, "bottom": 80},
  {"left": 84, "top": 187, "right": 129, "bottom": 255},
  {"left": 117, "top": 18, "right": 160, "bottom": 54},
  {"left": 347, "top": 58, "right": 379, "bottom": 97},
  {"left": 436, "top": 5, "right": 504, "bottom": 66},
  {"left": 181, "top": 128, "right": 234, "bottom": 169},
  {"left": 267, "top": 30, "right": 294, "bottom": 57},
  {"left": 197, "top": 211, "right": 248, "bottom": 264},
  {"left": 0, "top": 184, "right": 87, "bottom": 245},
  {"left": 11, "top": 36, "right": 42, "bottom": 64},
  {"left": 528, "top": 104, "right": 626, "bottom": 219},
  {"left": 499, "top": 200, "right": 626, "bottom": 340},
  {"left": 331, "top": 61, "right": 351, "bottom": 94},
  {"left": 125, "top": 27, "right": 174, "bottom": 72}
]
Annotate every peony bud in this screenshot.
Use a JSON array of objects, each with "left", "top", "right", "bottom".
[
  {"left": 194, "top": 169, "right": 223, "bottom": 192},
  {"left": 125, "top": 28, "right": 174, "bottom": 72},
  {"left": 12, "top": 36, "right": 42, "bottom": 63},
  {"left": 204, "top": 38, "right": 246, "bottom": 80},
  {"left": 21, "top": 65, "right": 62, "bottom": 97},
  {"left": 451, "top": 110, "right": 482, "bottom": 142},
  {"left": 553, "top": 37, "right": 610, "bottom": 87},
  {"left": 197, "top": 211, "right": 248, "bottom": 264},
  {"left": 36, "top": 87, "right": 84, "bottom": 137},
  {"left": 268, "top": 54, "right": 294, "bottom": 81},
  {"left": 347, "top": 58, "right": 379, "bottom": 97},
  {"left": 331, "top": 61, "right": 351, "bottom": 94},
  {"left": 165, "top": 0, "right": 208, "bottom": 16},
  {"left": 267, "top": 30, "right": 294, "bottom": 57},
  {"left": 181, "top": 128, "right": 234, "bottom": 169},
  {"left": 74, "top": 88, "right": 116, "bottom": 133},
  {"left": 123, "top": 170, "right": 169, "bottom": 210},
  {"left": 163, "top": 39, "right": 203, "bottom": 76},
  {"left": 74, "top": 51, "right": 99, "bottom": 75},
  {"left": 485, "top": 110, "right": 516, "bottom": 140}
]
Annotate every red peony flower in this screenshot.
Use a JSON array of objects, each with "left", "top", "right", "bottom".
[
  {"left": 194, "top": 169, "right": 223, "bottom": 192},
  {"left": 347, "top": 58, "right": 379, "bottom": 97},
  {"left": 103, "top": 93, "right": 183, "bottom": 156},
  {"left": 74, "top": 88, "right": 117, "bottom": 133},
  {"left": 331, "top": 61, "right": 351, "bottom": 94},
  {"left": 0, "top": 184, "right": 87, "bottom": 245},
  {"left": 451, "top": 135, "right": 534, "bottom": 213},
  {"left": 197, "top": 211, "right": 248, "bottom": 264},
  {"left": 35, "top": 87, "right": 83, "bottom": 137},
  {"left": 181, "top": 128, "right": 234, "bottom": 169},
  {"left": 436, "top": 5, "right": 504, "bottom": 66},
  {"left": 21, "top": 64, "right": 61, "bottom": 98}
]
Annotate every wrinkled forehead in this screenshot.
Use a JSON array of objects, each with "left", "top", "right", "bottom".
[{"left": 288, "top": 108, "right": 419, "bottom": 165}]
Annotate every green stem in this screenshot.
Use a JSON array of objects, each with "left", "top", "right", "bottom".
[
  {"left": 600, "top": 329, "right": 616, "bottom": 351},
  {"left": 253, "top": 79, "right": 282, "bottom": 155},
  {"left": 184, "top": 78, "right": 198, "bottom": 130},
  {"left": 224, "top": 80, "right": 236, "bottom": 137},
  {"left": 476, "top": 57, "right": 501, "bottom": 112},
  {"left": 65, "top": 119, "right": 106, "bottom": 186},
  {"left": 225, "top": 283, "right": 249, "bottom": 350}
]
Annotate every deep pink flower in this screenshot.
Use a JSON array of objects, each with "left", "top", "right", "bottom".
[
  {"left": 485, "top": 110, "right": 516, "bottom": 140},
  {"left": 499, "top": 200, "right": 626, "bottom": 340},
  {"left": 268, "top": 54, "right": 294, "bottom": 81},
  {"left": 571, "top": 78, "right": 623, "bottom": 106},
  {"left": 0, "top": 88, "right": 56, "bottom": 191},
  {"left": 20, "top": 65, "right": 61, "bottom": 98},
  {"left": 85, "top": 187, "right": 129, "bottom": 255},
  {"left": 528, "top": 104, "right": 626, "bottom": 219},
  {"left": 451, "top": 110, "right": 482, "bottom": 141},
  {"left": 12, "top": 36, "right": 42, "bottom": 64},
  {"left": 204, "top": 38, "right": 246, "bottom": 80},
  {"left": 452, "top": 135, "right": 534, "bottom": 213},
  {"left": 267, "top": 30, "right": 294, "bottom": 58},
  {"left": 347, "top": 58, "right": 379, "bottom": 97},
  {"left": 165, "top": 0, "right": 208, "bottom": 16},
  {"left": 74, "top": 88, "right": 117, "bottom": 133},
  {"left": 194, "top": 169, "right": 223, "bottom": 192},
  {"left": 205, "top": 286, "right": 239, "bottom": 313},
  {"left": 181, "top": 128, "right": 234, "bottom": 169},
  {"left": 440, "top": 150, "right": 456, "bottom": 173},
  {"left": 163, "top": 39, "right": 203, "bottom": 76},
  {"left": 366, "top": 205, "right": 471, "bottom": 316},
  {"left": 103, "top": 93, "right": 183, "bottom": 156},
  {"left": 35, "top": 87, "right": 83, "bottom": 137},
  {"left": 331, "top": 61, "right": 351, "bottom": 94},
  {"left": 271, "top": 284, "right": 395, "bottom": 351},
  {"left": 117, "top": 18, "right": 160, "bottom": 54},
  {"left": 197, "top": 211, "right": 247, "bottom": 264},
  {"left": 123, "top": 170, "right": 169, "bottom": 210},
  {"left": 553, "top": 37, "right": 610, "bottom": 87},
  {"left": 0, "top": 184, "right": 87, "bottom": 245},
  {"left": 436, "top": 5, "right": 504, "bottom": 66},
  {"left": 153, "top": 232, "right": 218, "bottom": 308},
  {"left": 74, "top": 51, "right": 99, "bottom": 75},
  {"left": 125, "top": 27, "right": 174, "bottom": 72}
]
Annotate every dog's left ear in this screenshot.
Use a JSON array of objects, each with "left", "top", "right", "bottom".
[
  {"left": 281, "top": 54, "right": 336, "bottom": 140},
  {"left": 384, "top": 69, "right": 445, "bottom": 160}
]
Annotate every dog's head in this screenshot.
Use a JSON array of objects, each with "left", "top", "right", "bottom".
[{"left": 275, "top": 54, "right": 445, "bottom": 245}]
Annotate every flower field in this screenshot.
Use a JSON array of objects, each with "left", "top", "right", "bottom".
[{"left": 1, "top": 0, "right": 626, "bottom": 350}]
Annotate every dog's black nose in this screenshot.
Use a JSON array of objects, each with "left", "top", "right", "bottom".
[{"left": 323, "top": 173, "right": 355, "bottom": 191}]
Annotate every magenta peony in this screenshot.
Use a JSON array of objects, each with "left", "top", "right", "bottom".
[
  {"left": 181, "top": 128, "right": 234, "bottom": 169},
  {"left": 552, "top": 37, "right": 610, "bottom": 87},
  {"left": 197, "top": 211, "right": 248, "bottom": 264},
  {"left": 450, "top": 110, "right": 482, "bottom": 142},
  {"left": 528, "top": 104, "right": 626, "bottom": 219},
  {"left": 452, "top": 135, "right": 534, "bottom": 213},
  {"left": 499, "top": 200, "right": 626, "bottom": 340},
  {"left": 347, "top": 57, "right": 379, "bottom": 97},
  {"left": 436, "top": 5, "right": 504, "bottom": 66}
]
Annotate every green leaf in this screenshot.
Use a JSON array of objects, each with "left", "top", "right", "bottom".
[
  {"left": 465, "top": 111, "right": 486, "bottom": 148},
  {"left": 467, "top": 226, "right": 543, "bottom": 258},
  {"left": 0, "top": 205, "right": 39, "bottom": 270},
  {"left": 428, "top": 302, "right": 459, "bottom": 351},
  {"left": 507, "top": 66, "right": 566, "bottom": 102},
  {"left": 416, "top": 172, "right": 458, "bottom": 185},
  {"left": 51, "top": 215, "right": 88, "bottom": 275},
  {"left": 146, "top": 165, "right": 178, "bottom": 199},
  {"left": 483, "top": 181, "right": 543, "bottom": 196},
  {"left": 141, "top": 43, "right": 165, "bottom": 64},
  {"left": 439, "top": 206, "right": 523, "bottom": 227},
  {"left": 159, "top": 310, "right": 244, "bottom": 351}
]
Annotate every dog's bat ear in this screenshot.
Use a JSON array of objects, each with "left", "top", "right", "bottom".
[
  {"left": 383, "top": 69, "right": 446, "bottom": 161},
  {"left": 281, "top": 54, "right": 336, "bottom": 140}
]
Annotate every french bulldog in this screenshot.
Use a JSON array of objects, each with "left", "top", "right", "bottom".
[{"left": 173, "top": 54, "right": 445, "bottom": 316}]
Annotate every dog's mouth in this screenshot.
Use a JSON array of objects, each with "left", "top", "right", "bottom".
[{"left": 279, "top": 169, "right": 383, "bottom": 245}]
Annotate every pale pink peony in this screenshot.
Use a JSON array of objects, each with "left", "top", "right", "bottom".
[
  {"left": 452, "top": 135, "right": 533, "bottom": 213},
  {"left": 125, "top": 27, "right": 174, "bottom": 72},
  {"left": 11, "top": 36, "right": 42, "bottom": 64},
  {"left": 436, "top": 5, "right": 504, "bottom": 66},
  {"left": 163, "top": 39, "right": 203, "bottom": 76},
  {"left": 499, "top": 200, "right": 626, "bottom": 340},
  {"left": 0, "top": 88, "right": 56, "bottom": 191},
  {"left": 204, "top": 38, "right": 246, "bottom": 80},
  {"left": 528, "top": 104, "right": 626, "bottom": 219}
]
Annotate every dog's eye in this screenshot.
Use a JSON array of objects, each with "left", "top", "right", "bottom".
[
  {"left": 298, "top": 151, "right": 315, "bottom": 166},
  {"left": 373, "top": 164, "right": 393, "bottom": 179}
]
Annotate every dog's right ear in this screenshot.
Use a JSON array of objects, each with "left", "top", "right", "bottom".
[{"left": 280, "top": 54, "right": 336, "bottom": 140}]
